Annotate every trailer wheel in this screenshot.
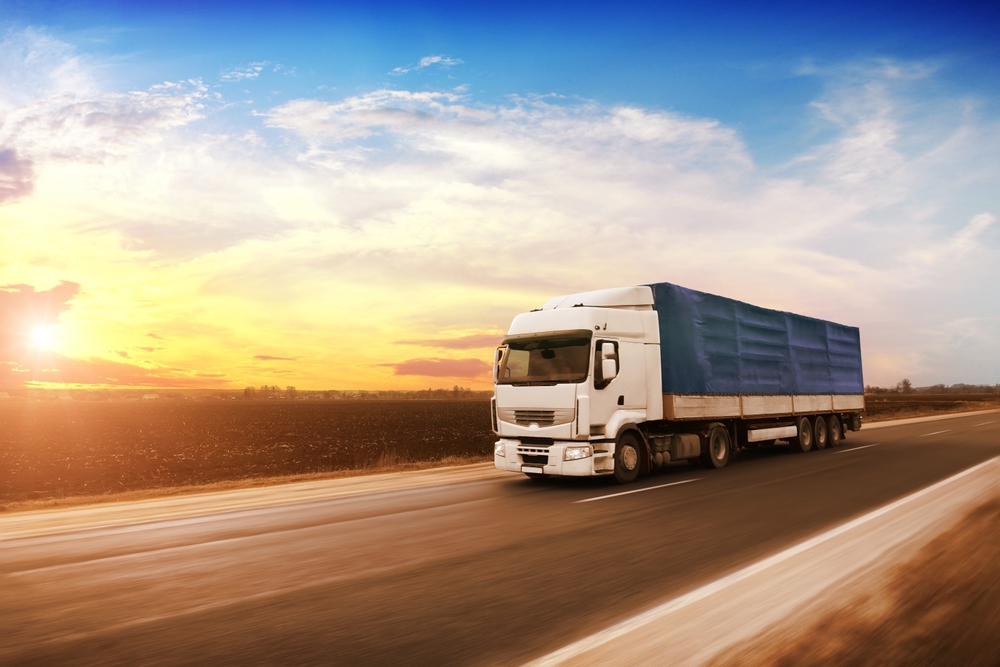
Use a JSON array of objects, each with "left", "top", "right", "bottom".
[
  {"left": 613, "top": 432, "right": 642, "bottom": 484},
  {"left": 828, "top": 415, "right": 842, "bottom": 446},
  {"left": 700, "top": 426, "right": 731, "bottom": 469},
  {"left": 790, "top": 416, "right": 813, "bottom": 453},
  {"left": 813, "top": 415, "right": 829, "bottom": 449}
]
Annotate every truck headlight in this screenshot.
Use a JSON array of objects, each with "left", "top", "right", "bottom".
[
  {"left": 494, "top": 441, "right": 506, "bottom": 457},
  {"left": 564, "top": 445, "right": 592, "bottom": 461}
]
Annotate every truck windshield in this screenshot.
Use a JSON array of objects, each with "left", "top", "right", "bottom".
[{"left": 497, "top": 335, "right": 591, "bottom": 385}]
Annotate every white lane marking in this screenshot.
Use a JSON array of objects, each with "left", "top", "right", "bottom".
[
  {"left": 525, "top": 455, "right": 1000, "bottom": 667},
  {"left": 836, "top": 443, "right": 880, "bottom": 454},
  {"left": 974, "top": 421, "right": 996, "bottom": 427},
  {"left": 575, "top": 479, "right": 700, "bottom": 504},
  {"left": 919, "top": 430, "right": 952, "bottom": 437}
]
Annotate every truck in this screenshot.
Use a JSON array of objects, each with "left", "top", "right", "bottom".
[{"left": 491, "top": 282, "right": 864, "bottom": 484}]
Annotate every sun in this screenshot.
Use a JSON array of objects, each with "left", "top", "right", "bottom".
[{"left": 29, "top": 325, "right": 59, "bottom": 351}]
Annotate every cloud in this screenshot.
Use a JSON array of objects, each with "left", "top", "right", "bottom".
[
  {"left": 390, "top": 55, "right": 463, "bottom": 75},
  {"left": 0, "top": 148, "right": 33, "bottom": 203},
  {"left": 0, "top": 32, "right": 207, "bottom": 163},
  {"left": 381, "top": 357, "right": 491, "bottom": 378},
  {"left": 253, "top": 355, "right": 296, "bottom": 361},
  {"left": 395, "top": 333, "right": 501, "bottom": 349},
  {"left": 0, "top": 80, "right": 208, "bottom": 163},
  {"left": 3, "top": 353, "right": 231, "bottom": 389},
  {"left": 221, "top": 62, "right": 269, "bottom": 82},
  {"left": 263, "top": 89, "right": 485, "bottom": 142}
]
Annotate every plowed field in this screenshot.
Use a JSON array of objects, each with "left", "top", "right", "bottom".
[{"left": 0, "top": 400, "right": 493, "bottom": 503}]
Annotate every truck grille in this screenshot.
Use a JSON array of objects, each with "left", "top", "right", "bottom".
[
  {"left": 497, "top": 408, "right": 575, "bottom": 427},
  {"left": 517, "top": 445, "right": 550, "bottom": 465}
]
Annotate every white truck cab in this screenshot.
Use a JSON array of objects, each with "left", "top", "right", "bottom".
[{"left": 492, "top": 286, "right": 663, "bottom": 478}]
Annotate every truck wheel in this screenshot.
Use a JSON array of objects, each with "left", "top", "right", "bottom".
[
  {"left": 700, "top": 426, "right": 731, "bottom": 469},
  {"left": 790, "top": 416, "right": 813, "bottom": 453},
  {"left": 813, "top": 415, "right": 829, "bottom": 449},
  {"left": 828, "top": 415, "right": 842, "bottom": 446},
  {"left": 613, "top": 432, "right": 642, "bottom": 484}
]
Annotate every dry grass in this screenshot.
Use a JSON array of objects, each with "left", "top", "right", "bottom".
[
  {"left": 714, "top": 495, "right": 1000, "bottom": 666},
  {"left": 864, "top": 394, "right": 1000, "bottom": 422}
]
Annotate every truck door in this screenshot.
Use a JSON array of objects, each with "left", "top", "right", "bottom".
[
  {"left": 590, "top": 339, "right": 648, "bottom": 436},
  {"left": 590, "top": 339, "right": 621, "bottom": 435}
]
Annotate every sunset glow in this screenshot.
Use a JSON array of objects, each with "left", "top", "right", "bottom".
[
  {"left": 1, "top": 3, "right": 998, "bottom": 392},
  {"left": 29, "top": 326, "right": 58, "bottom": 351}
]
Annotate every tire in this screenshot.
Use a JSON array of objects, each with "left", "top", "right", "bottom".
[
  {"left": 790, "top": 416, "right": 813, "bottom": 453},
  {"left": 813, "top": 415, "right": 829, "bottom": 449},
  {"left": 827, "top": 415, "right": 842, "bottom": 446},
  {"left": 700, "top": 426, "right": 731, "bottom": 469},
  {"left": 613, "top": 432, "right": 642, "bottom": 484}
]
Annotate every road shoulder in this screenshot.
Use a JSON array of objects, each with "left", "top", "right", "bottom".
[{"left": 0, "top": 462, "right": 503, "bottom": 542}]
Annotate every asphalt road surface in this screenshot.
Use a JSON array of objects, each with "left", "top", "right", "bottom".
[{"left": 2, "top": 412, "right": 999, "bottom": 666}]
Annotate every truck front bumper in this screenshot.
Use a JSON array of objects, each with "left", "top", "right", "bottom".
[{"left": 493, "top": 438, "right": 614, "bottom": 477}]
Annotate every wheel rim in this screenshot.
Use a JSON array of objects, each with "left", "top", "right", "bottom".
[
  {"left": 712, "top": 433, "right": 726, "bottom": 460},
  {"left": 621, "top": 445, "right": 638, "bottom": 471},
  {"left": 800, "top": 419, "right": 812, "bottom": 448}
]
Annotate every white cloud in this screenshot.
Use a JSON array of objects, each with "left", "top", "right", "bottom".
[
  {"left": 390, "top": 54, "right": 463, "bottom": 75},
  {"left": 221, "top": 61, "right": 269, "bottom": 82},
  {"left": 0, "top": 28, "right": 97, "bottom": 112}
]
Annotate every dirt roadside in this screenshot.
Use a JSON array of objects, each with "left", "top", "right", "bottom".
[{"left": 713, "top": 493, "right": 1000, "bottom": 666}]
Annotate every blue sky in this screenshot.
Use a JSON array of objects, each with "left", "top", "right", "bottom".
[
  {"left": 1, "top": 1, "right": 998, "bottom": 389},
  {"left": 8, "top": 1, "right": 999, "bottom": 160}
]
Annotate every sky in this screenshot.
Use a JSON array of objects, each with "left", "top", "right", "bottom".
[{"left": 1, "top": 1, "right": 998, "bottom": 391}]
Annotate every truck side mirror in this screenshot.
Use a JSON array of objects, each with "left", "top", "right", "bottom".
[
  {"left": 601, "top": 357, "right": 617, "bottom": 382},
  {"left": 493, "top": 347, "right": 505, "bottom": 384},
  {"left": 595, "top": 340, "right": 619, "bottom": 389}
]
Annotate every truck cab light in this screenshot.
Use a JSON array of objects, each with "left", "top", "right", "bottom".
[{"left": 494, "top": 442, "right": 506, "bottom": 457}]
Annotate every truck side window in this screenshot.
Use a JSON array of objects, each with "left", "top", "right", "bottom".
[{"left": 594, "top": 340, "right": 619, "bottom": 389}]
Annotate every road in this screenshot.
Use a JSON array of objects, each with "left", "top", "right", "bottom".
[{"left": 2, "top": 411, "right": 998, "bottom": 666}]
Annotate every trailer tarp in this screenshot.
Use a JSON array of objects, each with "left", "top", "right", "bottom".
[{"left": 648, "top": 282, "right": 863, "bottom": 395}]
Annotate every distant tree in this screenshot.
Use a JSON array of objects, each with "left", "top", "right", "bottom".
[
  {"left": 243, "top": 386, "right": 257, "bottom": 399},
  {"left": 286, "top": 386, "right": 298, "bottom": 399},
  {"left": 897, "top": 378, "right": 913, "bottom": 393}
]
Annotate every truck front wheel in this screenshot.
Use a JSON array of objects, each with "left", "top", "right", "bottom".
[
  {"left": 613, "top": 432, "right": 642, "bottom": 484},
  {"left": 701, "top": 426, "right": 731, "bottom": 469}
]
